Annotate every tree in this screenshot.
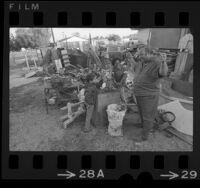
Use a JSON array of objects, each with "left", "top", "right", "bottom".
[
  {"left": 10, "top": 28, "right": 51, "bottom": 51},
  {"left": 9, "top": 34, "right": 19, "bottom": 51},
  {"left": 93, "top": 36, "right": 105, "bottom": 40},
  {"left": 107, "top": 34, "right": 121, "bottom": 41},
  {"left": 97, "top": 41, "right": 105, "bottom": 46}
]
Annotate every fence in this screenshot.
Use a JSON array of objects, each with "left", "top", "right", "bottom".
[{"left": 10, "top": 48, "right": 48, "bottom": 69}]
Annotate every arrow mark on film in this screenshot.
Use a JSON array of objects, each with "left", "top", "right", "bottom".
[
  {"left": 160, "top": 171, "right": 179, "bottom": 180},
  {"left": 57, "top": 170, "right": 76, "bottom": 179}
]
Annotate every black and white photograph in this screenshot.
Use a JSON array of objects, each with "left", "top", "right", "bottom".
[{"left": 9, "top": 28, "right": 193, "bottom": 151}]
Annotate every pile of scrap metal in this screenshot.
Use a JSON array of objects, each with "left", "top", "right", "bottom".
[
  {"left": 42, "top": 46, "right": 102, "bottom": 128},
  {"left": 55, "top": 46, "right": 119, "bottom": 128},
  {"left": 43, "top": 44, "right": 138, "bottom": 127},
  {"left": 43, "top": 74, "right": 82, "bottom": 110},
  {"left": 67, "top": 49, "right": 88, "bottom": 68},
  {"left": 43, "top": 47, "right": 88, "bottom": 108}
]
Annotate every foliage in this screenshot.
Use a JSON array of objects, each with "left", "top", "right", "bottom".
[
  {"left": 10, "top": 28, "right": 51, "bottom": 51},
  {"left": 93, "top": 36, "right": 100, "bottom": 40},
  {"left": 97, "top": 41, "right": 105, "bottom": 46},
  {"left": 9, "top": 34, "right": 17, "bottom": 51}
]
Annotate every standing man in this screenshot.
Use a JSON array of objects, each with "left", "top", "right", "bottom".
[{"left": 131, "top": 47, "right": 168, "bottom": 141}]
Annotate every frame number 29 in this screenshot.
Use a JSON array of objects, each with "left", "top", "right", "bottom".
[{"left": 181, "top": 170, "right": 198, "bottom": 179}]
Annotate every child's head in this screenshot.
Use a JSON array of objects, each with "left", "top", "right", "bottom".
[
  {"left": 86, "top": 72, "right": 101, "bottom": 84},
  {"left": 112, "top": 58, "right": 121, "bottom": 67},
  {"left": 86, "top": 73, "right": 95, "bottom": 83}
]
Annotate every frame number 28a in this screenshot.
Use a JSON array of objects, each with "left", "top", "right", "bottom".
[{"left": 79, "top": 169, "right": 104, "bottom": 179}]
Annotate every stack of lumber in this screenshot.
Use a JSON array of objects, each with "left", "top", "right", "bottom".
[{"left": 61, "top": 49, "right": 70, "bottom": 67}]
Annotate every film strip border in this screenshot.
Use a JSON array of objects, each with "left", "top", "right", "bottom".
[
  {"left": 7, "top": 1, "right": 198, "bottom": 27},
  {"left": 9, "top": 11, "right": 190, "bottom": 27},
  {"left": 3, "top": 1, "right": 200, "bottom": 180},
  {"left": 4, "top": 153, "right": 199, "bottom": 180},
  {"left": 8, "top": 154, "right": 191, "bottom": 170}
]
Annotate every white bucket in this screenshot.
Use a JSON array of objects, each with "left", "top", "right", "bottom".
[{"left": 107, "top": 104, "right": 126, "bottom": 136}]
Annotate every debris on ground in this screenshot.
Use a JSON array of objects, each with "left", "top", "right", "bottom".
[
  {"left": 9, "top": 40, "right": 193, "bottom": 151},
  {"left": 158, "top": 100, "right": 193, "bottom": 136},
  {"left": 9, "top": 74, "right": 192, "bottom": 151}
]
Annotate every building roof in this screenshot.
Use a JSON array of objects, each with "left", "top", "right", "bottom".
[{"left": 58, "top": 35, "right": 88, "bottom": 42}]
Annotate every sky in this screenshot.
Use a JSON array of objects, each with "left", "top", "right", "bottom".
[{"left": 10, "top": 28, "right": 138, "bottom": 42}]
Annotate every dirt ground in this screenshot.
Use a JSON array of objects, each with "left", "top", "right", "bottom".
[{"left": 9, "top": 71, "right": 192, "bottom": 151}]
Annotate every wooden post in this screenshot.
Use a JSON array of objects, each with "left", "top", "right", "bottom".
[
  {"left": 25, "top": 50, "right": 30, "bottom": 70},
  {"left": 36, "top": 49, "right": 39, "bottom": 61},
  {"left": 51, "top": 28, "right": 56, "bottom": 45},
  {"left": 40, "top": 49, "right": 44, "bottom": 60},
  {"left": 89, "top": 33, "right": 92, "bottom": 44},
  {"left": 13, "top": 52, "right": 16, "bottom": 65},
  {"left": 147, "top": 29, "right": 152, "bottom": 48},
  {"left": 33, "top": 56, "right": 38, "bottom": 69}
]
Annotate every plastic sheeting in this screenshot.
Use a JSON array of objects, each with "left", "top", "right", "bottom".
[{"left": 158, "top": 100, "right": 193, "bottom": 136}]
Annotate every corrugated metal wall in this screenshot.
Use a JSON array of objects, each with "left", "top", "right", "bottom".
[{"left": 149, "top": 28, "right": 182, "bottom": 49}]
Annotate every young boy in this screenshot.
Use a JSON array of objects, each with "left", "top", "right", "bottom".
[{"left": 83, "top": 73, "right": 102, "bottom": 132}]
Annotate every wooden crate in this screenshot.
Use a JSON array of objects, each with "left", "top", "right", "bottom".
[{"left": 92, "top": 90, "right": 121, "bottom": 127}]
